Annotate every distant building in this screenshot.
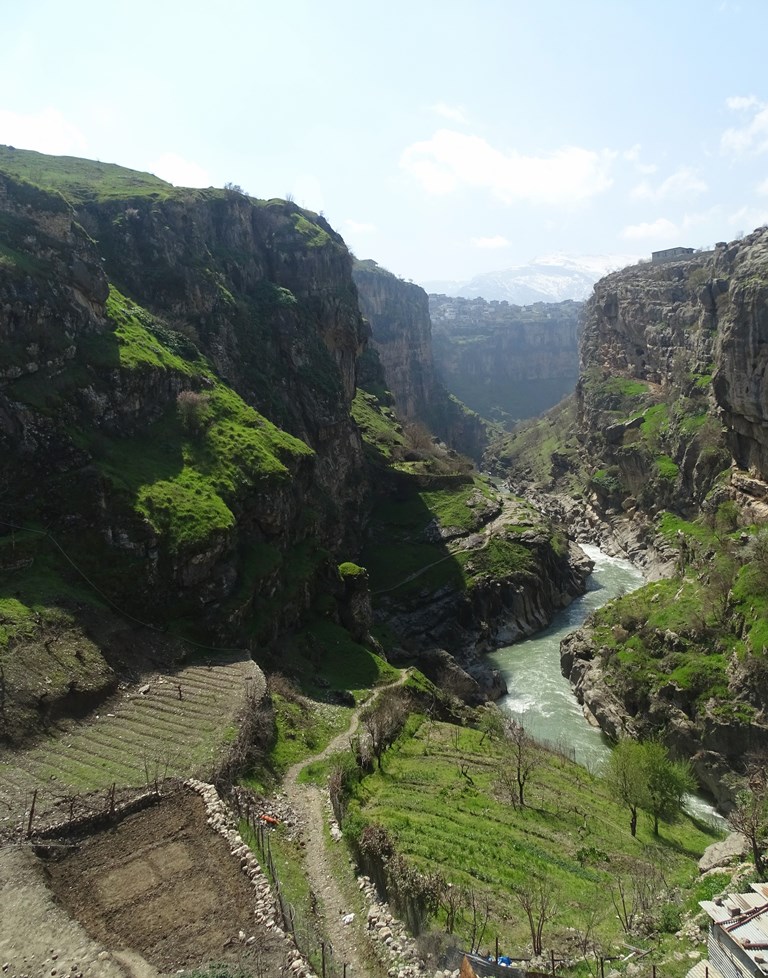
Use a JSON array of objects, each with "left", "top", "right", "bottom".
[
  {"left": 651, "top": 246, "right": 696, "bottom": 264},
  {"left": 700, "top": 884, "right": 768, "bottom": 978}
]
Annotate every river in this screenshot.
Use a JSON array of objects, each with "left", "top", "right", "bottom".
[{"left": 488, "top": 543, "right": 725, "bottom": 826}]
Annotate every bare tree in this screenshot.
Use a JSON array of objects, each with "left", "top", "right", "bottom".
[
  {"left": 442, "top": 883, "right": 463, "bottom": 936},
  {"left": 729, "top": 752, "right": 768, "bottom": 878},
  {"left": 176, "top": 389, "right": 211, "bottom": 435},
  {"left": 360, "top": 688, "right": 410, "bottom": 770},
  {"left": 610, "top": 856, "right": 667, "bottom": 935},
  {"left": 571, "top": 898, "right": 606, "bottom": 977},
  {"left": 707, "top": 550, "right": 738, "bottom": 624},
  {"left": 464, "top": 885, "right": 493, "bottom": 953},
  {"left": 511, "top": 873, "right": 557, "bottom": 955},
  {"left": 745, "top": 527, "right": 768, "bottom": 590},
  {"left": 498, "top": 717, "right": 539, "bottom": 808}
]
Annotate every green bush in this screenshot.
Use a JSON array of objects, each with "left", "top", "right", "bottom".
[
  {"left": 658, "top": 902, "right": 683, "bottom": 933},
  {"left": 339, "top": 561, "right": 367, "bottom": 578}
]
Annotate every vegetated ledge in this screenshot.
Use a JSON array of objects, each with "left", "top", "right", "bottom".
[
  {"left": 365, "top": 476, "right": 594, "bottom": 703},
  {"left": 559, "top": 552, "right": 768, "bottom": 813}
]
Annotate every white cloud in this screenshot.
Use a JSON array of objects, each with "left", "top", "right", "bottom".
[
  {"left": 630, "top": 166, "right": 708, "bottom": 201},
  {"left": 623, "top": 144, "right": 658, "bottom": 174},
  {"left": 758, "top": 178, "right": 768, "bottom": 196},
  {"left": 726, "top": 95, "right": 759, "bottom": 111},
  {"left": 0, "top": 107, "right": 88, "bottom": 156},
  {"left": 148, "top": 152, "right": 210, "bottom": 187},
  {"left": 721, "top": 97, "right": 768, "bottom": 156},
  {"left": 430, "top": 102, "right": 469, "bottom": 124},
  {"left": 727, "top": 205, "right": 768, "bottom": 229},
  {"left": 400, "top": 129, "right": 615, "bottom": 205},
  {"left": 620, "top": 210, "right": 718, "bottom": 243},
  {"left": 621, "top": 217, "right": 678, "bottom": 241},
  {"left": 470, "top": 235, "right": 510, "bottom": 249},
  {"left": 344, "top": 219, "right": 377, "bottom": 234}
]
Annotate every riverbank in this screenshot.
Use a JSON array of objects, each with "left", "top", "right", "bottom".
[
  {"left": 489, "top": 545, "right": 643, "bottom": 769},
  {"left": 489, "top": 543, "right": 726, "bottom": 826}
]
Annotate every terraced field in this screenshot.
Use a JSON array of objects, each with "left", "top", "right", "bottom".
[{"left": 0, "top": 653, "right": 262, "bottom": 835}]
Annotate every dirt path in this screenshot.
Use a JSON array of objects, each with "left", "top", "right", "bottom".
[{"left": 281, "top": 673, "right": 410, "bottom": 978}]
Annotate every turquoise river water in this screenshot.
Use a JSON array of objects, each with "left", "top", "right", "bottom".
[{"left": 488, "top": 544, "right": 725, "bottom": 826}]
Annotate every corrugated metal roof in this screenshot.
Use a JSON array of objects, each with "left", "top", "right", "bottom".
[
  {"left": 701, "top": 891, "right": 768, "bottom": 975},
  {"left": 701, "top": 895, "right": 767, "bottom": 925}
]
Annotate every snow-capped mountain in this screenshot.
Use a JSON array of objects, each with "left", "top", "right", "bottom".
[{"left": 420, "top": 253, "right": 641, "bottom": 304}]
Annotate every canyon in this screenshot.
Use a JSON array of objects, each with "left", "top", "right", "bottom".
[{"left": 2, "top": 145, "right": 768, "bottom": 978}]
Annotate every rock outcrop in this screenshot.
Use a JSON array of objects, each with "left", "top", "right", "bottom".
[
  {"left": 376, "top": 501, "right": 593, "bottom": 702},
  {"left": 491, "top": 234, "right": 768, "bottom": 803},
  {"left": 576, "top": 232, "right": 768, "bottom": 519}
]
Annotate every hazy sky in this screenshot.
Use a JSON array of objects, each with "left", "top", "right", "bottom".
[{"left": 3, "top": 0, "right": 768, "bottom": 284}]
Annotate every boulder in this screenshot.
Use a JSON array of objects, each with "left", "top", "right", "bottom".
[{"left": 698, "top": 832, "right": 748, "bottom": 873}]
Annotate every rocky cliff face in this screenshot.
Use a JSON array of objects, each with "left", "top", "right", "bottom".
[
  {"left": 352, "top": 260, "right": 434, "bottom": 420},
  {"left": 352, "top": 259, "right": 489, "bottom": 461},
  {"left": 429, "top": 296, "right": 581, "bottom": 425},
  {"left": 0, "top": 154, "right": 367, "bottom": 654},
  {"left": 581, "top": 230, "right": 768, "bottom": 488},
  {"left": 550, "top": 234, "right": 768, "bottom": 804},
  {"left": 710, "top": 231, "right": 768, "bottom": 479},
  {"left": 575, "top": 253, "right": 728, "bottom": 519}
]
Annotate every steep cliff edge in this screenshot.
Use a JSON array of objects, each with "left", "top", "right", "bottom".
[
  {"left": 0, "top": 148, "right": 369, "bottom": 740},
  {"left": 495, "top": 234, "right": 768, "bottom": 802},
  {"left": 352, "top": 259, "right": 490, "bottom": 461},
  {"left": 429, "top": 295, "right": 581, "bottom": 426}
]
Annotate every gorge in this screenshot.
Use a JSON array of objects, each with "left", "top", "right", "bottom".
[{"left": 1, "top": 146, "right": 767, "bottom": 978}]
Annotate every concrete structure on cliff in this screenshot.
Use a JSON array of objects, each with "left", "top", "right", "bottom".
[{"left": 652, "top": 246, "right": 695, "bottom": 264}]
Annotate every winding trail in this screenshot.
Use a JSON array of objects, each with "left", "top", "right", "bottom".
[{"left": 281, "top": 671, "right": 411, "bottom": 978}]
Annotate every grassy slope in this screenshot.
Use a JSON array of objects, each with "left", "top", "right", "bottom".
[
  {"left": 0, "top": 654, "right": 257, "bottom": 823},
  {"left": 0, "top": 278, "right": 317, "bottom": 736},
  {"left": 345, "top": 716, "right": 722, "bottom": 971},
  {"left": 0, "top": 144, "right": 176, "bottom": 203},
  {"left": 586, "top": 514, "right": 768, "bottom": 729},
  {"left": 491, "top": 397, "right": 582, "bottom": 489}
]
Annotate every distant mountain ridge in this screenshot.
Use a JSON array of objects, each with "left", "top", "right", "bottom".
[{"left": 421, "top": 253, "right": 640, "bottom": 304}]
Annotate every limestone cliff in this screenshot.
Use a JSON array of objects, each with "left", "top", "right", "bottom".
[
  {"left": 711, "top": 231, "right": 768, "bottom": 479},
  {"left": 574, "top": 252, "right": 728, "bottom": 520},
  {"left": 544, "top": 233, "right": 768, "bottom": 804},
  {"left": 352, "top": 259, "right": 489, "bottom": 461},
  {"left": 429, "top": 296, "right": 581, "bottom": 426},
  {"left": 0, "top": 148, "right": 367, "bottom": 682}
]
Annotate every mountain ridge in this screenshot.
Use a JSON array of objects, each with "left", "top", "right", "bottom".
[{"left": 421, "top": 252, "right": 641, "bottom": 303}]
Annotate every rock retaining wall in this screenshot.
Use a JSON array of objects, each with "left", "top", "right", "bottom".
[{"left": 186, "top": 778, "right": 317, "bottom": 978}]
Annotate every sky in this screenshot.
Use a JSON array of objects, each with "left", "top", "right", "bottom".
[{"left": 3, "top": 0, "right": 768, "bottom": 286}]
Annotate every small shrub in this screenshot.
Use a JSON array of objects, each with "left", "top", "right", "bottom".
[
  {"left": 267, "top": 673, "right": 303, "bottom": 703},
  {"left": 339, "top": 561, "right": 366, "bottom": 579},
  {"left": 656, "top": 455, "right": 679, "bottom": 481},
  {"left": 176, "top": 389, "right": 211, "bottom": 435},
  {"left": 657, "top": 902, "right": 682, "bottom": 933},
  {"left": 590, "top": 467, "right": 622, "bottom": 496}
]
